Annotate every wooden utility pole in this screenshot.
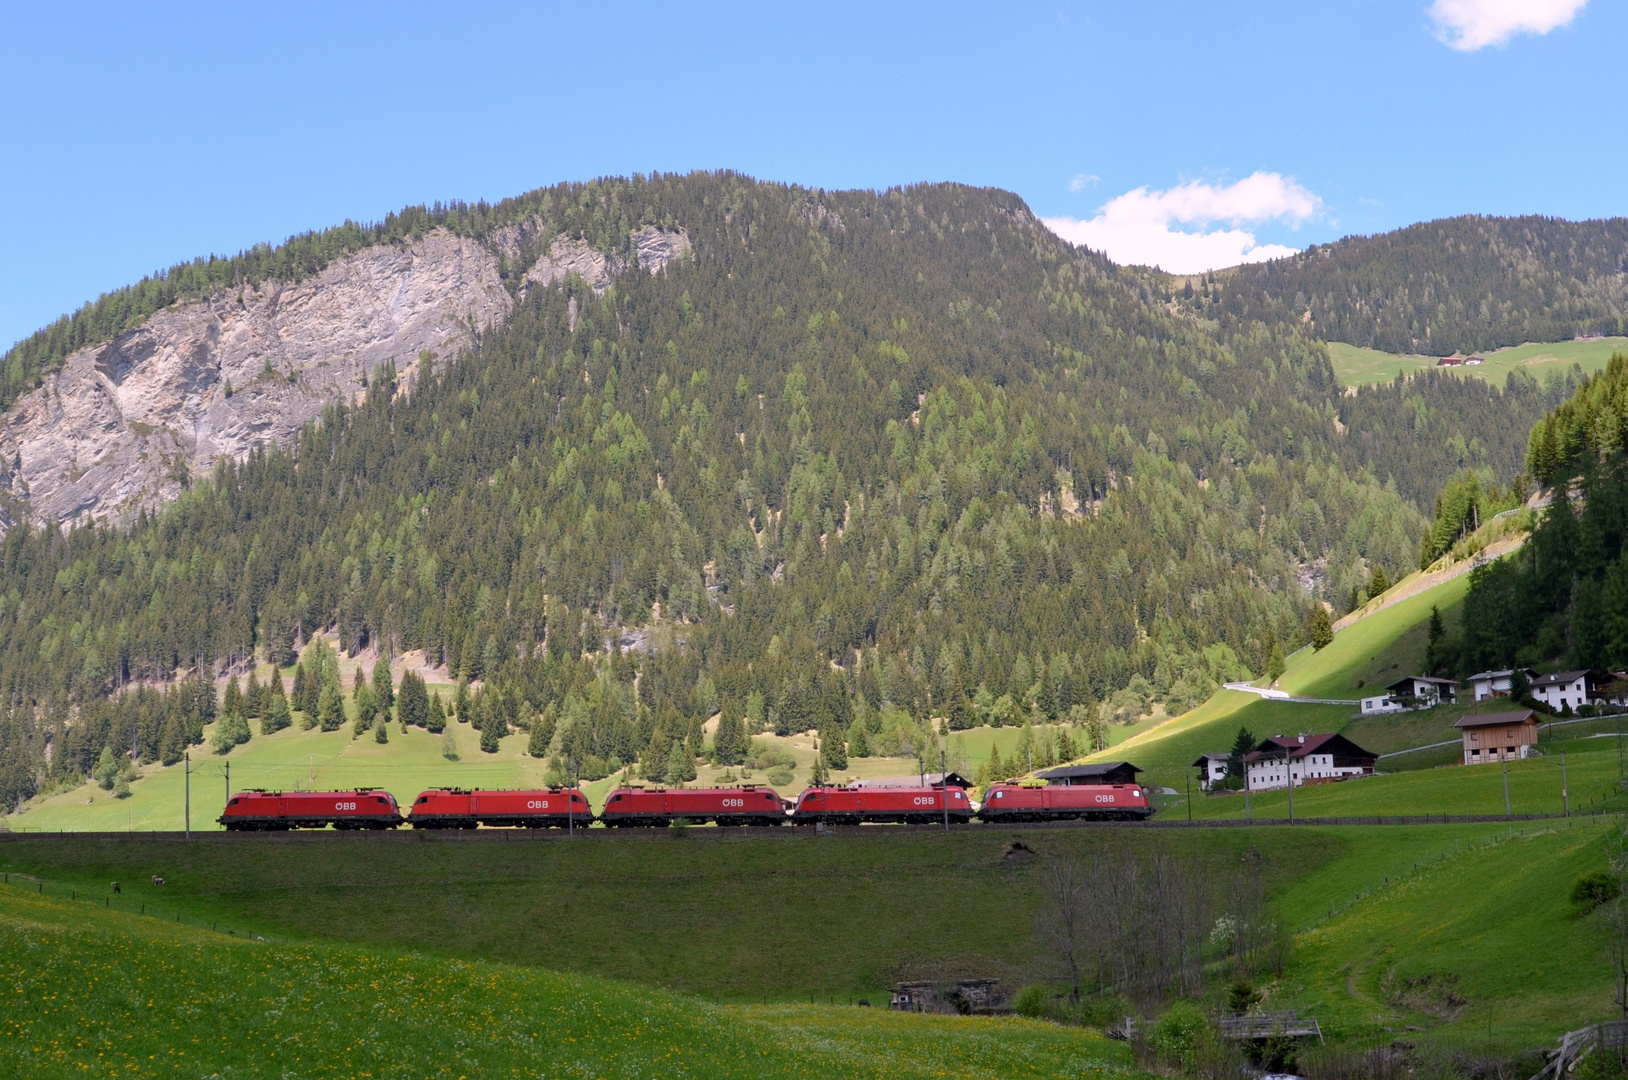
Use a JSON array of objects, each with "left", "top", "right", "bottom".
[
  {"left": 1286, "top": 746, "right": 1296, "bottom": 825},
  {"left": 1244, "top": 755, "right": 1252, "bottom": 822},
  {"left": 184, "top": 752, "right": 191, "bottom": 839},
  {"left": 1561, "top": 752, "right": 1570, "bottom": 817},
  {"left": 1502, "top": 754, "right": 1511, "bottom": 818}
]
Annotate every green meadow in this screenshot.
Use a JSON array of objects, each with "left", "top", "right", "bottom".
[
  {"left": 3, "top": 813, "right": 1617, "bottom": 1055},
  {"left": 1328, "top": 337, "right": 1628, "bottom": 387},
  {"left": 0, "top": 882, "right": 1136, "bottom": 1080}
]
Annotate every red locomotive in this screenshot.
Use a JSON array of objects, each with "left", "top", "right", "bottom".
[
  {"left": 599, "top": 785, "right": 789, "bottom": 826},
  {"left": 219, "top": 789, "right": 403, "bottom": 830},
  {"left": 790, "top": 785, "right": 973, "bottom": 825},
  {"left": 976, "top": 781, "right": 1153, "bottom": 822},
  {"left": 407, "top": 787, "right": 591, "bottom": 828}
]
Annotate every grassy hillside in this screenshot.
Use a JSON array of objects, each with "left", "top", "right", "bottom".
[
  {"left": 1278, "top": 816, "right": 1617, "bottom": 1046},
  {"left": 1094, "top": 565, "right": 1483, "bottom": 790},
  {"left": 4, "top": 816, "right": 1617, "bottom": 1053},
  {"left": 5, "top": 668, "right": 1093, "bottom": 832},
  {"left": 1329, "top": 337, "right": 1626, "bottom": 387},
  {"left": 0, "top": 826, "right": 1337, "bottom": 1003},
  {"left": 0, "top": 882, "right": 1134, "bottom": 1080}
]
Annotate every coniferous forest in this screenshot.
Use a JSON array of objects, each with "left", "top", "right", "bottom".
[
  {"left": 0, "top": 173, "right": 1603, "bottom": 810},
  {"left": 1209, "top": 214, "right": 1628, "bottom": 355}
]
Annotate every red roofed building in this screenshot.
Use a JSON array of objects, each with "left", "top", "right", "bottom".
[{"left": 1244, "top": 733, "right": 1377, "bottom": 792}]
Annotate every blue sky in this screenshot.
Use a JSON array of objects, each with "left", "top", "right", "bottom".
[{"left": 1, "top": 0, "right": 1621, "bottom": 349}]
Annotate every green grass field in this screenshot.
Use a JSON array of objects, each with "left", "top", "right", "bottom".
[
  {"left": 0, "top": 882, "right": 1135, "bottom": 1080},
  {"left": 1328, "top": 338, "right": 1628, "bottom": 387},
  {"left": 0, "top": 826, "right": 1333, "bottom": 1004},
  {"left": 3, "top": 814, "right": 1616, "bottom": 1053}
]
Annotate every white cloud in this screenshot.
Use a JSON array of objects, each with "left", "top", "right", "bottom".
[
  {"left": 1428, "top": 0, "right": 1587, "bottom": 50},
  {"left": 1068, "top": 173, "right": 1100, "bottom": 192},
  {"left": 1042, "top": 172, "right": 1321, "bottom": 273}
]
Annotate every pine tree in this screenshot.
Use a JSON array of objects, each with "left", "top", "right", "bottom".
[
  {"left": 819, "top": 719, "right": 847, "bottom": 771},
  {"left": 643, "top": 723, "right": 672, "bottom": 782},
  {"left": 159, "top": 712, "right": 186, "bottom": 766},
  {"left": 665, "top": 738, "right": 695, "bottom": 783},
  {"left": 352, "top": 686, "right": 375, "bottom": 737},
  {"left": 372, "top": 660, "right": 394, "bottom": 715},
  {"left": 1310, "top": 604, "right": 1334, "bottom": 651},
  {"left": 426, "top": 692, "right": 447, "bottom": 733},
  {"left": 1268, "top": 645, "right": 1287, "bottom": 683},
  {"left": 714, "top": 711, "right": 744, "bottom": 765},
  {"left": 94, "top": 746, "right": 119, "bottom": 790},
  {"left": 244, "top": 670, "right": 264, "bottom": 718},
  {"left": 1037, "top": 666, "right": 1057, "bottom": 722},
  {"left": 262, "top": 692, "right": 292, "bottom": 735},
  {"left": 1369, "top": 564, "right": 1391, "bottom": 598},
  {"left": 1425, "top": 604, "right": 1448, "bottom": 675},
  {"left": 987, "top": 742, "right": 1004, "bottom": 783},
  {"left": 212, "top": 711, "right": 251, "bottom": 754},
  {"left": 374, "top": 715, "right": 389, "bottom": 743},
  {"left": 397, "top": 672, "right": 428, "bottom": 728},
  {"left": 527, "top": 704, "right": 555, "bottom": 758},
  {"left": 1227, "top": 726, "right": 1257, "bottom": 788},
  {"left": 317, "top": 682, "right": 344, "bottom": 732},
  {"left": 223, "top": 675, "right": 243, "bottom": 718},
  {"left": 291, "top": 661, "right": 309, "bottom": 717},
  {"left": 353, "top": 665, "right": 367, "bottom": 700},
  {"left": 1056, "top": 725, "right": 1077, "bottom": 763},
  {"left": 454, "top": 678, "right": 471, "bottom": 723},
  {"left": 268, "top": 667, "right": 285, "bottom": 703},
  {"left": 848, "top": 719, "right": 871, "bottom": 758},
  {"left": 809, "top": 743, "right": 829, "bottom": 786}
]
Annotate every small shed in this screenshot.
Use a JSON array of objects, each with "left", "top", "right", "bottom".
[
  {"left": 890, "top": 979, "right": 1006, "bottom": 1014},
  {"left": 1035, "top": 761, "right": 1142, "bottom": 786},
  {"left": 1454, "top": 709, "right": 1539, "bottom": 765}
]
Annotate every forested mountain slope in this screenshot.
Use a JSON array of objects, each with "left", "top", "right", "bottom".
[
  {"left": 1205, "top": 214, "right": 1628, "bottom": 355},
  {"left": 0, "top": 173, "right": 1435, "bottom": 809}
]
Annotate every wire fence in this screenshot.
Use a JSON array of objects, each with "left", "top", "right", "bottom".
[{"left": 0, "top": 873, "right": 295, "bottom": 944}]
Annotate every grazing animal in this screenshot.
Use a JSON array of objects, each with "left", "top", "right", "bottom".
[
  {"left": 151, "top": 875, "right": 164, "bottom": 886},
  {"left": 111, "top": 882, "right": 120, "bottom": 893}
]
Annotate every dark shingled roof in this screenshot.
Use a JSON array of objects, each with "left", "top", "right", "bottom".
[{"left": 1453, "top": 710, "right": 1538, "bottom": 729}]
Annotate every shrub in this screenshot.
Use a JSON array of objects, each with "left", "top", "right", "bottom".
[
  {"left": 1151, "top": 1000, "right": 1210, "bottom": 1071},
  {"left": 1573, "top": 870, "right": 1622, "bottom": 913},
  {"left": 1227, "top": 979, "right": 1262, "bottom": 1014},
  {"left": 767, "top": 766, "right": 794, "bottom": 787},
  {"left": 1013, "top": 984, "right": 1050, "bottom": 1018}
]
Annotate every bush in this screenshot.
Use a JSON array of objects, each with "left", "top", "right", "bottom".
[
  {"left": 744, "top": 739, "right": 796, "bottom": 771},
  {"left": 1573, "top": 870, "right": 1622, "bottom": 913},
  {"left": 1151, "top": 1001, "right": 1210, "bottom": 1071},
  {"left": 1013, "top": 984, "right": 1050, "bottom": 1018},
  {"left": 767, "top": 766, "right": 794, "bottom": 787}
]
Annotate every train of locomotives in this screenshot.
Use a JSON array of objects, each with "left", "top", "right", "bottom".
[{"left": 218, "top": 780, "right": 1154, "bottom": 830}]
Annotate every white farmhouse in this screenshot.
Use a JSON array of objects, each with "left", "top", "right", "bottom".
[
  {"left": 1465, "top": 669, "right": 1535, "bottom": 702},
  {"left": 1530, "top": 670, "right": 1600, "bottom": 711},
  {"left": 1243, "top": 734, "right": 1377, "bottom": 792}
]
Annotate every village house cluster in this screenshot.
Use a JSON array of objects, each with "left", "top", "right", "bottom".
[{"left": 1188, "top": 666, "right": 1628, "bottom": 793}]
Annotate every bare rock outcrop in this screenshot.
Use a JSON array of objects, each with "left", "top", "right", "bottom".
[{"left": 0, "top": 224, "right": 690, "bottom": 532}]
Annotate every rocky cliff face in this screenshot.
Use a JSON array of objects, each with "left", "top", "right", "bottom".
[{"left": 0, "top": 225, "right": 689, "bottom": 531}]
